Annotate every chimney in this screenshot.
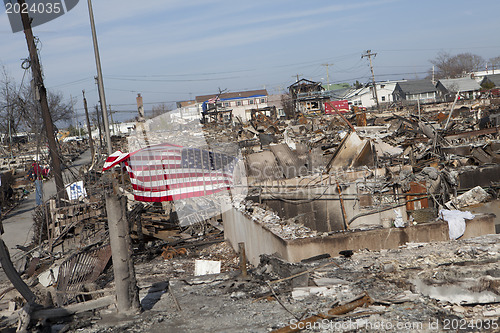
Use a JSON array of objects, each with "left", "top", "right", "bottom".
[{"left": 136, "top": 93, "right": 145, "bottom": 121}]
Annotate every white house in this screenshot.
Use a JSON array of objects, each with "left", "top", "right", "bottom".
[
  {"left": 345, "top": 81, "right": 402, "bottom": 108},
  {"left": 195, "top": 89, "right": 268, "bottom": 122}
]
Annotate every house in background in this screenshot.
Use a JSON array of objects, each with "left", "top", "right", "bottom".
[
  {"left": 480, "top": 74, "right": 500, "bottom": 88},
  {"left": 436, "top": 77, "right": 481, "bottom": 101},
  {"left": 288, "top": 79, "right": 327, "bottom": 116},
  {"left": 195, "top": 89, "right": 268, "bottom": 123},
  {"left": 345, "top": 81, "right": 401, "bottom": 109},
  {"left": 393, "top": 79, "right": 439, "bottom": 104},
  {"left": 267, "top": 94, "right": 286, "bottom": 118},
  {"left": 471, "top": 69, "right": 500, "bottom": 83},
  {"left": 322, "top": 83, "right": 351, "bottom": 91}
]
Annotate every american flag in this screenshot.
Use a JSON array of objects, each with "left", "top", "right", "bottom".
[
  {"left": 103, "top": 143, "right": 237, "bottom": 202},
  {"left": 207, "top": 97, "right": 219, "bottom": 104}
]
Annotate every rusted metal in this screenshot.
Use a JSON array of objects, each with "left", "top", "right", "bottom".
[
  {"left": 325, "top": 101, "right": 356, "bottom": 132},
  {"left": 161, "top": 246, "right": 187, "bottom": 260},
  {"left": 405, "top": 182, "right": 429, "bottom": 211},
  {"left": 239, "top": 242, "right": 248, "bottom": 277},
  {"left": 55, "top": 244, "right": 112, "bottom": 306},
  {"left": 444, "top": 126, "right": 499, "bottom": 140},
  {"left": 272, "top": 293, "right": 373, "bottom": 333},
  {"left": 336, "top": 180, "right": 348, "bottom": 230}
]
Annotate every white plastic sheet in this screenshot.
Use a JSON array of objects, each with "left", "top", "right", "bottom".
[{"left": 439, "top": 209, "right": 475, "bottom": 240}]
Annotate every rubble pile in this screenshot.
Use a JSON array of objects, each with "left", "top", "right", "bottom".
[
  {"left": 0, "top": 96, "right": 499, "bottom": 332},
  {"left": 21, "top": 234, "right": 495, "bottom": 333}
]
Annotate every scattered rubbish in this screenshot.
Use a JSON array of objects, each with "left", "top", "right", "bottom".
[
  {"left": 194, "top": 259, "right": 221, "bottom": 276},
  {"left": 445, "top": 185, "right": 490, "bottom": 209},
  {"left": 393, "top": 209, "right": 405, "bottom": 228}
]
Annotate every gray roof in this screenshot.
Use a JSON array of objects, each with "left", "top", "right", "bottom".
[
  {"left": 482, "top": 74, "right": 500, "bottom": 87},
  {"left": 437, "top": 77, "right": 481, "bottom": 92},
  {"left": 395, "top": 80, "right": 438, "bottom": 94}
]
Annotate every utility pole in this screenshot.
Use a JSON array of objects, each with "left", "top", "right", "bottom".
[
  {"left": 108, "top": 104, "right": 115, "bottom": 135},
  {"left": 70, "top": 94, "right": 78, "bottom": 135},
  {"left": 321, "top": 63, "right": 334, "bottom": 90},
  {"left": 18, "top": 0, "right": 65, "bottom": 198},
  {"left": 88, "top": 0, "right": 140, "bottom": 315},
  {"left": 95, "top": 105, "right": 103, "bottom": 150},
  {"left": 362, "top": 50, "right": 380, "bottom": 111},
  {"left": 88, "top": 0, "right": 112, "bottom": 155},
  {"left": 82, "top": 90, "right": 95, "bottom": 163},
  {"left": 292, "top": 74, "right": 303, "bottom": 82}
]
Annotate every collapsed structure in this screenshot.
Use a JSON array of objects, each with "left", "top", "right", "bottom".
[{"left": 0, "top": 84, "right": 499, "bottom": 331}]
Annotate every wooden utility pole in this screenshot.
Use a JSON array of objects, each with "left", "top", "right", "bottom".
[
  {"left": 95, "top": 105, "right": 103, "bottom": 150},
  {"left": 18, "top": 0, "right": 65, "bottom": 198},
  {"left": 87, "top": 1, "right": 140, "bottom": 314},
  {"left": 362, "top": 50, "right": 380, "bottom": 111},
  {"left": 88, "top": 0, "right": 112, "bottom": 155},
  {"left": 105, "top": 193, "right": 141, "bottom": 314},
  {"left": 0, "top": 234, "right": 37, "bottom": 305},
  {"left": 108, "top": 104, "right": 115, "bottom": 135},
  {"left": 321, "top": 63, "right": 334, "bottom": 90},
  {"left": 82, "top": 90, "right": 95, "bottom": 162}
]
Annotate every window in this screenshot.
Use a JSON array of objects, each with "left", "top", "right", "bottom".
[
  {"left": 381, "top": 96, "right": 386, "bottom": 102},
  {"left": 236, "top": 101, "right": 242, "bottom": 106},
  {"left": 380, "top": 84, "right": 385, "bottom": 89},
  {"left": 224, "top": 102, "right": 230, "bottom": 107},
  {"left": 260, "top": 98, "right": 266, "bottom": 103},
  {"left": 249, "top": 99, "right": 254, "bottom": 105}
]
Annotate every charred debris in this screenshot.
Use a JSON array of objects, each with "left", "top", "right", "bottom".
[{"left": 0, "top": 93, "right": 499, "bottom": 332}]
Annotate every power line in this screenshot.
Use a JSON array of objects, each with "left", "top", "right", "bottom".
[{"left": 104, "top": 76, "right": 241, "bottom": 82}]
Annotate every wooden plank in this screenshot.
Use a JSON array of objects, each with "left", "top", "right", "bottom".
[{"left": 58, "top": 209, "right": 104, "bottom": 226}]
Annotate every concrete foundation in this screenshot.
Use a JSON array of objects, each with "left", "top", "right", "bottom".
[{"left": 223, "top": 206, "right": 496, "bottom": 266}]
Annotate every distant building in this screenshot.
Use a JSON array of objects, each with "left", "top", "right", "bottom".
[
  {"left": 195, "top": 89, "right": 268, "bottom": 123},
  {"left": 176, "top": 100, "right": 196, "bottom": 109},
  {"left": 345, "top": 81, "right": 401, "bottom": 108},
  {"left": 266, "top": 94, "right": 286, "bottom": 118},
  {"left": 322, "top": 83, "right": 351, "bottom": 91},
  {"left": 393, "top": 79, "right": 439, "bottom": 104},
  {"left": 471, "top": 69, "right": 500, "bottom": 83},
  {"left": 480, "top": 74, "right": 500, "bottom": 88},
  {"left": 436, "top": 77, "right": 481, "bottom": 101},
  {"left": 288, "top": 79, "right": 327, "bottom": 115}
]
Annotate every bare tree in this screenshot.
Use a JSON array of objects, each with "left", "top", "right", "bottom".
[
  {"left": 0, "top": 66, "right": 23, "bottom": 137},
  {"left": 489, "top": 56, "right": 500, "bottom": 70},
  {"left": 151, "top": 103, "right": 170, "bottom": 118},
  {"left": 280, "top": 93, "right": 295, "bottom": 119},
  {"left": 0, "top": 66, "right": 72, "bottom": 135},
  {"left": 430, "top": 52, "right": 485, "bottom": 79},
  {"left": 18, "top": 87, "right": 72, "bottom": 131}
]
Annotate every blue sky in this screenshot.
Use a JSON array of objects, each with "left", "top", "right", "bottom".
[{"left": 1, "top": 0, "right": 500, "bottom": 122}]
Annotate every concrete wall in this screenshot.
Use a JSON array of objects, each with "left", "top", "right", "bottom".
[
  {"left": 222, "top": 204, "right": 288, "bottom": 266},
  {"left": 223, "top": 205, "right": 496, "bottom": 266},
  {"left": 258, "top": 169, "right": 409, "bottom": 233}
]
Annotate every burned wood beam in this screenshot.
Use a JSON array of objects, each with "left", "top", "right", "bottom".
[
  {"left": 0, "top": 234, "right": 37, "bottom": 305},
  {"left": 272, "top": 293, "right": 373, "bottom": 333},
  {"left": 445, "top": 126, "right": 499, "bottom": 140},
  {"left": 31, "top": 295, "right": 115, "bottom": 320}
]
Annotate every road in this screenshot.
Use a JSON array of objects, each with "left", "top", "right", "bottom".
[{"left": 0, "top": 149, "right": 92, "bottom": 282}]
